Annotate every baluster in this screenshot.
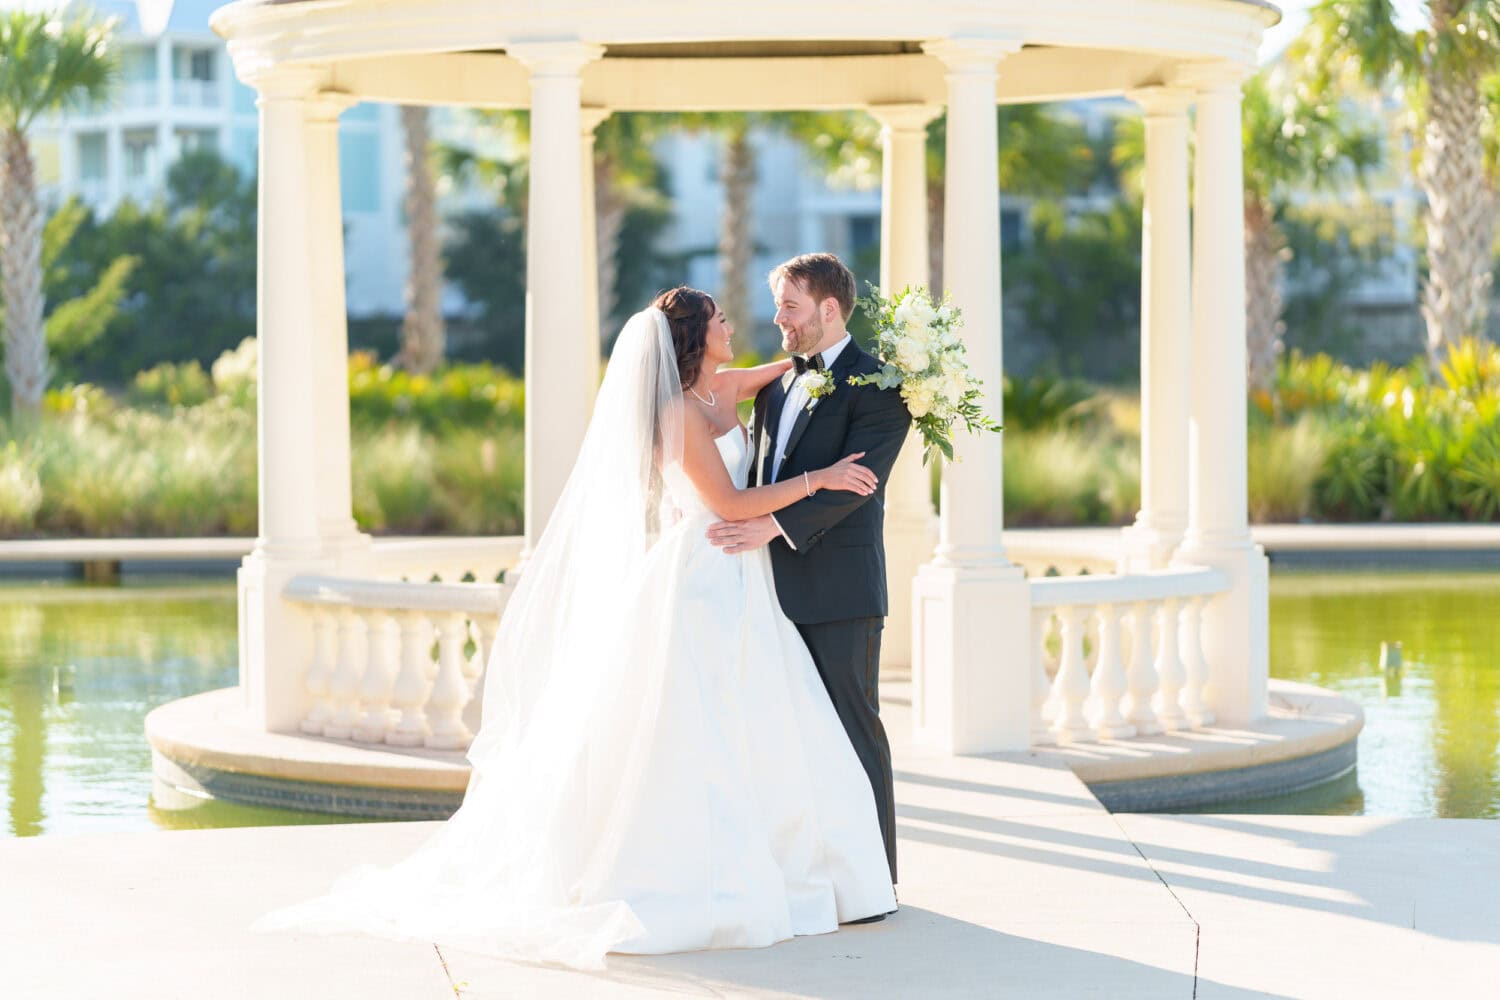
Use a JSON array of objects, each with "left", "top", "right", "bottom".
[
  {"left": 353, "top": 613, "right": 399, "bottom": 743},
  {"left": 322, "top": 609, "right": 368, "bottom": 739},
  {"left": 1179, "top": 595, "right": 1216, "bottom": 727},
  {"left": 300, "top": 608, "right": 337, "bottom": 734},
  {"left": 1153, "top": 597, "right": 1189, "bottom": 731},
  {"left": 463, "top": 614, "right": 499, "bottom": 734},
  {"left": 1121, "top": 600, "right": 1163, "bottom": 735},
  {"left": 425, "top": 612, "right": 474, "bottom": 750},
  {"left": 1031, "top": 608, "right": 1055, "bottom": 745},
  {"left": 386, "top": 611, "right": 435, "bottom": 747},
  {"left": 1086, "top": 603, "right": 1136, "bottom": 739},
  {"left": 1049, "top": 605, "right": 1094, "bottom": 744}
]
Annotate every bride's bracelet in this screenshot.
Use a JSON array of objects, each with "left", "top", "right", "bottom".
[{"left": 803, "top": 471, "right": 814, "bottom": 497}]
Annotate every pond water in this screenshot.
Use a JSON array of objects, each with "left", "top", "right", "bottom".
[{"left": 2, "top": 571, "right": 1497, "bottom": 837}]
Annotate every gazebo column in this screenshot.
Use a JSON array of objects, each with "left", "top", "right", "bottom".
[
  {"left": 871, "top": 103, "right": 942, "bottom": 675},
  {"left": 1121, "top": 87, "right": 1194, "bottom": 572},
  {"left": 306, "top": 92, "right": 368, "bottom": 564},
  {"left": 911, "top": 39, "right": 1031, "bottom": 754},
  {"left": 1174, "top": 62, "right": 1269, "bottom": 725},
  {"left": 580, "top": 106, "right": 611, "bottom": 405},
  {"left": 510, "top": 42, "right": 604, "bottom": 555},
  {"left": 237, "top": 68, "right": 336, "bottom": 731}
]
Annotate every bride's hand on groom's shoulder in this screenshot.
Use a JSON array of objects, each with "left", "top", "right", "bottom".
[{"left": 707, "top": 516, "right": 780, "bottom": 554}]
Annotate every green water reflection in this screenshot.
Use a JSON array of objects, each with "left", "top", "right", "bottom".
[
  {"left": 2, "top": 572, "right": 1498, "bottom": 836},
  {"left": 0, "top": 581, "right": 356, "bottom": 837},
  {"left": 1250, "top": 571, "right": 1500, "bottom": 819}
]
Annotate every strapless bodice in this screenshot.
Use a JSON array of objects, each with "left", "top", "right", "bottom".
[{"left": 664, "top": 427, "right": 750, "bottom": 520}]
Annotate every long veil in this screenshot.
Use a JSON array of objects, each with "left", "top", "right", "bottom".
[{"left": 255, "top": 309, "right": 686, "bottom": 968}]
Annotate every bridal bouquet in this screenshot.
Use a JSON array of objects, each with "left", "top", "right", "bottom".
[{"left": 849, "top": 285, "right": 1001, "bottom": 463}]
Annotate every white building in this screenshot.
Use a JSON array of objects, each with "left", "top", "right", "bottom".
[
  {"left": 31, "top": 1, "right": 899, "bottom": 329},
  {"left": 32, "top": 0, "right": 412, "bottom": 316}
]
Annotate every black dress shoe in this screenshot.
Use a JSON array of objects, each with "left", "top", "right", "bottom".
[
  {"left": 843, "top": 905, "right": 897, "bottom": 926},
  {"left": 843, "top": 912, "right": 886, "bottom": 925}
]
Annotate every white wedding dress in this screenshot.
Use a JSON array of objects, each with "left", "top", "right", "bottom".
[{"left": 256, "top": 311, "right": 894, "bottom": 969}]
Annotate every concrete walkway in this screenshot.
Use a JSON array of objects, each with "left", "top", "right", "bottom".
[{"left": 5, "top": 695, "right": 1498, "bottom": 999}]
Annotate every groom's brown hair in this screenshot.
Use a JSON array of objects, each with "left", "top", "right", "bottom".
[{"left": 768, "top": 253, "right": 856, "bottom": 322}]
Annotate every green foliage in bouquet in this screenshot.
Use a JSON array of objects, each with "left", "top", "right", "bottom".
[{"left": 850, "top": 285, "right": 1001, "bottom": 463}]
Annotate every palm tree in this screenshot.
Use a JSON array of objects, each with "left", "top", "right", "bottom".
[
  {"left": 397, "top": 105, "right": 445, "bottom": 374},
  {"left": 1301, "top": 0, "right": 1500, "bottom": 368},
  {"left": 0, "top": 9, "right": 114, "bottom": 428},
  {"left": 790, "top": 106, "right": 1094, "bottom": 293},
  {"left": 589, "top": 114, "right": 667, "bottom": 332},
  {"left": 1110, "top": 68, "right": 1380, "bottom": 397},
  {"left": 674, "top": 113, "right": 766, "bottom": 335},
  {"left": 1238, "top": 71, "right": 1380, "bottom": 395},
  {"left": 438, "top": 110, "right": 664, "bottom": 341}
]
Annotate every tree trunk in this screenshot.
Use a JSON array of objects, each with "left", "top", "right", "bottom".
[
  {"left": 1418, "top": 28, "right": 1496, "bottom": 367},
  {"left": 594, "top": 157, "right": 625, "bottom": 335},
  {"left": 1244, "top": 198, "right": 1286, "bottom": 399},
  {"left": 718, "top": 126, "right": 755, "bottom": 339},
  {"left": 927, "top": 180, "right": 945, "bottom": 296},
  {"left": 398, "top": 105, "right": 445, "bottom": 374},
  {"left": 0, "top": 127, "right": 48, "bottom": 428}
]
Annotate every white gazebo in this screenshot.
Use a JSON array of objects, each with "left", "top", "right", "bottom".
[{"left": 196, "top": 0, "right": 1279, "bottom": 774}]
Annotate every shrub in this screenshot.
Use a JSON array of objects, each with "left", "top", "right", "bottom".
[
  {"left": 130, "top": 360, "right": 215, "bottom": 407},
  {"left": 1003, "top": 428, "right": 1131, "bottom": 526},
  {"left": 0, "top": 443, "right": 43, "bottom": 534},
  {"left": 1247, "top": 416, "right": 1333, "bottom": 522}
]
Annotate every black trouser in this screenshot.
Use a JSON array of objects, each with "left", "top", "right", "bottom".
[{"left": 795, "top": 616, "right": 896, "bottom": 886}]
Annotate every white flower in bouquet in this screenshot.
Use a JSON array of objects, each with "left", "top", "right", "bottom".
[
  {"left": 905, "top": 383, "right": 935, "bottom": 419},
  {"left": 849, "top": 284, "right": 1002, "bottom": 463},
  {"left": 894, "top": 336, "right": 931, "bottom": 374}
]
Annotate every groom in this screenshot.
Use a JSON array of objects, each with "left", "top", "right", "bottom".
[{"left": 707, "top": 252, "right": 912, "bottom": 900}]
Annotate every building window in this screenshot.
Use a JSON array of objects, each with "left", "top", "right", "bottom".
[
  {"left": 124, "top": 129, "right": 158, "bottom": 182},
  {"left": 173, "top": 48, "right": 219, "bottom": 107},
  {"left": 78, "top": 133, "right": 107, "bottom": 181},
  {"left": 1001, "top": 207, "right": 1023, "bottom": 248},
  {"left": 120, "top": 47, "right": 156, "bottom": 107},
  {"left": 176, "top": 128, "right": 219, "bottom": 157}
]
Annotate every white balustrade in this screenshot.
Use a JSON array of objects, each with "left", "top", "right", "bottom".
[
  {"left": 1085, "top": 603, "right": 1136, "bottom": 739},
  {"left": 1179, "top": 595, "right": 1216, "bottom": 727},
  {"left": 1153, "top": 596, "right": 1189, "bottom": 731},
  {"left": 388, "top": 611, "right": 436, "bottom": 747},
  {"left": 1123, "top": 601, "right": 1163, "bottom": 735},
  {"left": 1030, "top": 565, "right": 1228, "bottom": 745},
  {"left": 1030, "top": 607, "right": 1056, "bottom": 745},
  {"left": 300, "top": 608, "right": 337, "bottom": 735},
  {"left": 352, "top": 613, "right": 398, "bottom": 743},
  {"left": 284, "top": 575, "right": 512, "bottom": 750}
]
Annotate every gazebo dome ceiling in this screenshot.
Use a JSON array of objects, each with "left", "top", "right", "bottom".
[{"left": 213, "top": 0, "right": 1279, "bottom": 107}]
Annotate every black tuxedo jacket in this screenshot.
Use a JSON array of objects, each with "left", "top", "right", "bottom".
[{"left": 751, "top": 341, "right": 912, "bottom": 626}]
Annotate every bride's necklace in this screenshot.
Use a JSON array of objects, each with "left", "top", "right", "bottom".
[{"left": 688, "top": 385, "right": 717, "bottom": 407}]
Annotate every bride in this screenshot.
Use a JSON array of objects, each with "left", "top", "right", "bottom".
[{"left": 255, "top": 287, "right": 896, "bottom": 968}]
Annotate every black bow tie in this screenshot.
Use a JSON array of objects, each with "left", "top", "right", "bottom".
[{"left": 792, "top": 354, "right": 826, "bottom": 375}]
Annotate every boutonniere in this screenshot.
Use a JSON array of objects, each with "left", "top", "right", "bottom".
[{"left": 802, "top": 370, "right": 834, "bottom": 401}]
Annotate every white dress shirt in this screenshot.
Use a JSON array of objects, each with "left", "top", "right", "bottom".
[
  {"left": 772, "top": 334, "right": 851, "bottom": 483},
  {"left": 769, "top": 334, "right": 852, "bottom": 549}
]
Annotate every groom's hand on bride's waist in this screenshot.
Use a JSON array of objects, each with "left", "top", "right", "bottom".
[{"left": 707, "top": 515, "right": 781, "bottom": 554}]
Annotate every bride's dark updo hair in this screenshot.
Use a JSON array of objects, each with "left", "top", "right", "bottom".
[{"left": 652, "top": 286, "right": 716, "bottom": 390}]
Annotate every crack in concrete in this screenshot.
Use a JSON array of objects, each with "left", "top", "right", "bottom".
[
  {"left": 1110, "top": 813, "right": 1202, "bottom": 998},
  {"left": 434, "top": 943, "right": 460, "bottom": 998}
]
